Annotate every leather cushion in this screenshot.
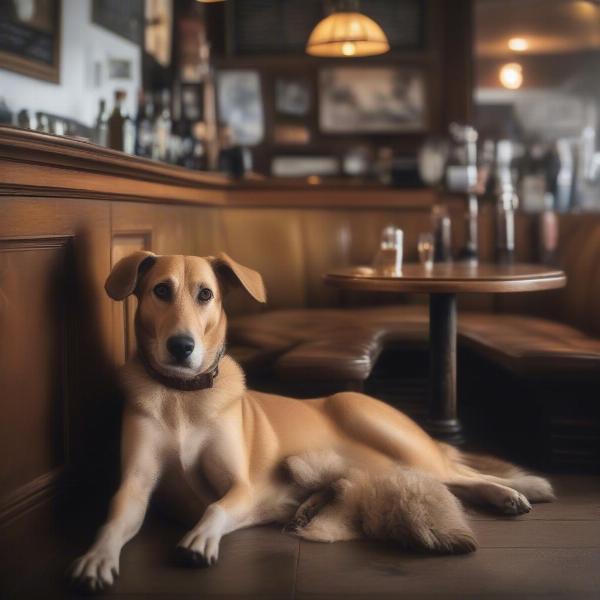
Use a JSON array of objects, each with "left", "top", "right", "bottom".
[
  {"left": 459, "top": 313, "right": 600, "bottom": 377},
  {"left": 228, "top": 305, "right": 428, "bottom": 381},
  {"left": 229, "top": 307, "right": 600, "bottom": 382}
]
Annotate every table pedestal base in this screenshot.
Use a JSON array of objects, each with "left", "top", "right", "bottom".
[{"left": 427, "top": 293, "right": 464, "bottom": 445}]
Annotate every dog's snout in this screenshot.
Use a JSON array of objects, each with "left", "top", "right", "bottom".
[{"left": 167, "top": 335, "right": 195, "bottom": 362}]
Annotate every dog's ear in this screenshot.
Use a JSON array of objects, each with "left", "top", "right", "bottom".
[
  {"left": 105, "top": 251, "right": 157, "bottom": 300},
  {"left": 210, "top": 252, "right": 267, "bottom": 304}
]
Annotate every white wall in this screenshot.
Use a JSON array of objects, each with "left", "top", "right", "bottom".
[{"left": 0, "top": 0, "right": 142, "bottom": 126}]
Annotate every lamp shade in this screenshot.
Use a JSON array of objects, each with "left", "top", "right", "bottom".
[{"left": 306, "top": 11, "right": 390, "bottom": 57}]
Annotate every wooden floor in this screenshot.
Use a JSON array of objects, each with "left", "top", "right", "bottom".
[{"left": 3, "top": 474, "right": 600, "bottom": 599}]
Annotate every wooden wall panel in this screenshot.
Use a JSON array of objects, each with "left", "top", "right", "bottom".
[
  {"left": 219, "top": 209, "right": 307, "bottom": 312},
  {"left": 0, "top": 198, "right": 113, "bottom": 523},
  {"left": 0, "top": 237, "right": 72, "bottom": 522}
]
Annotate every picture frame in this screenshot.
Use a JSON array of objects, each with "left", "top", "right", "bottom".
[
  {"left": 216, "top": 70, "right": 264, "bottom": 146},
  {"left": 275, "top": 77, "right": 312, "bottom": 117},
  {"left": 319, "top": 66, "right": 427, "bottom": 134},
  {"left": 0, "top": 0, "right": 61, "bottom": 83},
  {"left": 92, "top": 0, "right": 144, "bottom": 46}
]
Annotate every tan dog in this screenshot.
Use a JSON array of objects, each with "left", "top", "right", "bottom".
[{"left": 70, "top": 252, "right": 554, "bottom": 592}]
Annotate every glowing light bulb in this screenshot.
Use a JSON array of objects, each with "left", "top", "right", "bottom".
[
  {"left": 341, "top": 41, "right": 356, "bottom": 56},
  {"left": 508, "top": 37, "right": 528, "bottom": 52},
  {"left": 499, "top": 62, "right": 523, "bottom": 90}
]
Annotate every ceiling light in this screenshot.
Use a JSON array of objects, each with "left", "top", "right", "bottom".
[
  {"left": 306, "top": 10, "right": 390, "bottom": 57},
  {"left": 508, "top": 37, "right": 528, "bottom": 52},
  {"left": 499, "top": 63, "right": 523, "bottom": 90}
]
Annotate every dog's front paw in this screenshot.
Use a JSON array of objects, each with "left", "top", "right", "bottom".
[
  {"left": 69, "top": 549, "right": 119, "bottom": 593},
  {"left": 177, "top": 523, "right": 222, "bottom": 567},
  {"left": 176, "top": 533, "right": 221, "bottom": 567},
  {"left": 501, "top": 490, "right": 532, "bottom": 515}
]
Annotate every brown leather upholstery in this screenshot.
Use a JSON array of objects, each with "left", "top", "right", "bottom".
[
  {"left": 459, "top": 313, "right": 600, "bottom": 377},
  {"left": 229, "top": 306, "right": 427, "bottom": 381},
  {"left": 228, "top": 213, "right": 600, "bottom": 384}
]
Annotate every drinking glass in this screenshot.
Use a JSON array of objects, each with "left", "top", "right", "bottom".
[{"left": 418, "top": 233, "right": 435, "bottom": 271}]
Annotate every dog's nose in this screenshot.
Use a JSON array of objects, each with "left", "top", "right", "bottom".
[{"left": 167, "top": 335, "right": 195, "bottom": 362}]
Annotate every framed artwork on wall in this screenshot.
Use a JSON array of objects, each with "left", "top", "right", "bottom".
[
  {"left": 0, "top": 0, "right": 61, "bottom": 83},
  {"left": 319, "top": 66, "right": 427, "bottom": 134},
  {"left": 275, "top": 77, "right": 312, "bottom": 117},
  {"left": 216, "top": 70, "right": 264, "bottom": 146},
  {"left": 92, "top": 0, "right": 144, "bottom": 45}
]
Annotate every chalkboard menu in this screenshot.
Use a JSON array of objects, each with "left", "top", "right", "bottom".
[
  {"left": 0, "top": 0, "right": 61, "bottom": 82},
  {"left": 229, "top": 0, "right": 424, "bottom": 55}
]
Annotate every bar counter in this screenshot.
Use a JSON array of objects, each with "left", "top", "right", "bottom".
[{"left": 0, "top": 126, "right": 435, "bottom": 209}]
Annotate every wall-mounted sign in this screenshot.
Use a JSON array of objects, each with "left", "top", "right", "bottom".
[{"left": 0, "top": 0, "right": 61, "bottom": 83}]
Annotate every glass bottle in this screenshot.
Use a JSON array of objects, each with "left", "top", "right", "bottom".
[
  {"left": 135, "top": 90, "right": 154, "bottom": 158},
  {"left": 152, "top": 89, "right": 172, "bottom": 162},
  {"left": 93, "top": 99, "right": 108, "bottom": 147},
  {"left": 108, "top": 90, "right": 126, "bottom": 151}
]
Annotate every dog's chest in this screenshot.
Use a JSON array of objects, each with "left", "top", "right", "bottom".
[
  {"left": 169, "top": 420, "right": 209, "bottom": 473},
  {"left": 158, "top": 402, "right": 210, "bottom": 472}
]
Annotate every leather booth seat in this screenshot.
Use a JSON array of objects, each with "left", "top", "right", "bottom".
[
  {"left": 459, "top": 314, "right": 600, "bottom": 378},
  {"left": 227, "top": 213, "right": 600, "bottom": 387},
  {"left": 229, "top": 305, "right": 428, "bottom": 382},
  {"left": 229, "top": 307, "right": 600, "bottom": 385}
]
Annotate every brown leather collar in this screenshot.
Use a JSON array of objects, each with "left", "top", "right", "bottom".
[{"left": 138, "top": 344, "right": 225, "bottom": 392}]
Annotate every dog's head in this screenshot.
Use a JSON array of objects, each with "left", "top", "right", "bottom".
[{"left": 105, "top": 252, "right": 266, "bottom": 380}]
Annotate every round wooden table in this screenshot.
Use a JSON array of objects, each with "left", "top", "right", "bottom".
[{"left": 324, "top": 263, "right": 566, "bottom": 444}]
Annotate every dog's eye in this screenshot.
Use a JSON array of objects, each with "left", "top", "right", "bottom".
[
  {"left": 153, "top": 283, "right": 171, "bottom": 301},
  {"left": 198, "top": 287, "right": 213, "bottom": 303}
]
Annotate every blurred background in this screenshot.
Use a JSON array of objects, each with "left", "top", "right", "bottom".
[{"left": 1, "top": 0, "right": 600, "bottom": 213}]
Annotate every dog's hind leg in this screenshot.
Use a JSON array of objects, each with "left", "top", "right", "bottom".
[
  {"left": 446, "top": 476, "right": 532, "bottom": 515},
  {"left": 283, "top": 487, "right": 336, "bottom": 533},
  {"left": 455, "top": 450, "right": 555, "bottom": 503}
]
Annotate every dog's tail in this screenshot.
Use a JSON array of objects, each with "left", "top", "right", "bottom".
[{"left": 440, "top": 443, "right": 556, "bottom": 503}]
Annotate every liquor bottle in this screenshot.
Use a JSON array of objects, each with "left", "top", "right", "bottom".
[
  {"left": 152, "top": 89, "right": 172, "bottom": 162},
  {"left": 93, "top": 99, "right": 108, "bottom": 147},
  {"left": 108, "top": 90, "right": 127, "bottom": 151},
  {"left": 123, "top": 110, "right": 136, "bottom": 155},
  {"left": 494, "top": 140, "right": 518, "bottom": 264},
  {"left": 0, "top": 97, "right": 13, "bottom": 124},
  {"left": 134, "top": 90, "right": 153, "bottom": 158}
]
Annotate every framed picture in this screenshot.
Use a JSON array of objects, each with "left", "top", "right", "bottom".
[
  {"left": 216, "top": 70, "right": 264, "bottom": 146},
  {"left": 107, "top": 58, "right": 132, "bottom": 80},
  {"left": 275, "top": 77, "right": 312, "bottom": 117},
  {"left": 319, "top": 66, "right": 427, "bottom": 134},
  {"left": 0, "top": 0, "right": 61, "bottom": 83},
  {"left": 92, "top": 0, "right": 144, "bottom": 45}
]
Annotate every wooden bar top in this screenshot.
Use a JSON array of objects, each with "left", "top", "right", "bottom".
[{"left": 0, "top": 126, "right": 435, "bottom": 209}]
